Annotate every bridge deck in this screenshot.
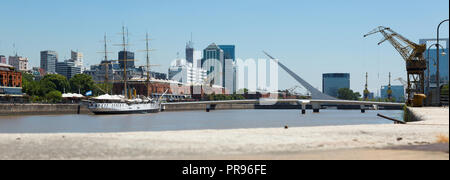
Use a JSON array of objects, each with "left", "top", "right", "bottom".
[{"left": 162, "top": 99, "right": 405, "bottom": 107}]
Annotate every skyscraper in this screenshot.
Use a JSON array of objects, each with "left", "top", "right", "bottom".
[
  {"left": 219, "top": 45, "right": 236, "bottom": 93},
  {"left": 118, "top": 51, "right": 135, "bottom": 69},
  {"left": 218, "top": 45, "right": 235, "bottom": 62},
  {"left": 40, "top": 50, "right": 58, "bottom": 73},
  {"left": 322, "top": 73, "right": 350, "bottom": 98},
  {"left": 186, "top": 41, "right": 194, "bottom": 65},
  {"left": 224, "top": 59, "right": 236, "bottom": 93},
  {"left": 202, "top": 43, "right": 224, "bottom": 87}
]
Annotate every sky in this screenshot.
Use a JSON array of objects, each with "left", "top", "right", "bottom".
[{"left": 0, "top": 0, "right": 448, "bottom": 95}]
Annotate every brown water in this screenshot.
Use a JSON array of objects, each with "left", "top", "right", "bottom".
[{"left": 0, "top": 109, "right": 403, "bottom": 133}]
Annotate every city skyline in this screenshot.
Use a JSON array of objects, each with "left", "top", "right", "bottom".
[{"left": 0, "top": 0, "right": 448, "bottom": 94}]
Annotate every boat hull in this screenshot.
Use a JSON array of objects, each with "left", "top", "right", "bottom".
[
  {"left": 88, "top": 102, "right": 161, "bottom": 115},
  {"left": 91, "top": 108, "right": 160, "bottom": 115}
]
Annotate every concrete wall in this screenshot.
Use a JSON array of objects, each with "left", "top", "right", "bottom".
[
  {"left": 162, "top": 103, "right": 255, "bottom": 111},
  {"left": 0, "top": 104, "right": 89, "bottom": 116},
  {"left": 405, "top": 107, "right": 420, "bottom": 122}
]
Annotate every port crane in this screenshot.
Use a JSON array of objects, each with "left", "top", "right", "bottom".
[
  {"left": 363, "top": 72, "right": 370, "bottom": 100},
  {"left": 387, "top": 72, "right": 392, "bottom": 100},
  {"left": 364, "top": 26, "right": 427, "bottom": 104}
]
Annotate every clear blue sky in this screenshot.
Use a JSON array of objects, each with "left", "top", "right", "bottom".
[{"left": 0, "top": 0, "right": 448, "bottom": 95}]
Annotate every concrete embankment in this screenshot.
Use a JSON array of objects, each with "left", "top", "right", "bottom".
[
  {"left": 0, "top": 102, "right": 404, "bottom": 115},
  {"left": 0, "top": 104, "right": 90, "bottom": 116},
  {"left": 162, "top": 103, "right": 255, "bottom": 111},
  {"left": 405, "top": 107, "right": 449, "bottom": 124}
]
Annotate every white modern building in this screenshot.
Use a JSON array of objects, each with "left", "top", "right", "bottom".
[
  {"left": 224, "top": 58, "right": 236, "bottom": 93},
  {"left": 71, "top": 50, "right": 84, "bottom": 71},
  {"left": 168, "top": 59, "right": 207, "bottom": 85}
]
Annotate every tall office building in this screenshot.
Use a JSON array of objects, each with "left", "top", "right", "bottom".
[
  {"left": 40, "top": 50, "right": 58, "bottom": 73},
  {"left": 223, "top": 59, "right": 236, "bottom": 93},
  {"left": 202, "top": 43, "right": 224, "bottom": 87},
  {"left": 8, "top": 55, "right": 28, "bottom": 71},
  {"left": 381, "top": 85, "right": 405, "bottom": 102},
  {"left": 322, "top": 73, "right": 350, "bottom": 98},
  {"left": 0, "top": 55, "right": 6, "bottom": 64},
  {"left": 193, "top": 50, "right": 202, "bottom": 68},
  {"left": 56, "top": 60, "right": 81, "bottom": 80},
  {"left": 219, "top": 45, "right": 236, "bottom": 93},
  {"left": 420, "top": 38, "right": 449, "bottom": 92},
  {"left": 71, "top": 51, "right": 84, "bottom": 69},
  {"left": 186, "top": 41, "right": 194, "bottom": 64},
  {"left": 218, "top": 45, "right": 235, "bottom": 62},
  {"left": 118, "top": 51, "right": 135, "bottom": 69},
  {"left": 201, "top": 44, "right": 237, "bottom": 92}
]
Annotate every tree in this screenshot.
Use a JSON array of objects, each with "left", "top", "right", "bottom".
[
  {"left": 22, "top": 73, "right": 34, "bottom": 82},
  {"left": 41, "top": 74, "right": 70, "bottom": 93},
  {"left": 69, "top": 74, "right": 96, "bottom": 94},
  {"left": 22, "top": 73, "right": 36, "bottom": 96},
  {"left": 338, "top": 88, "right": 361, "bottom": 100},
  {"left": 45, "top": 90, "right": 62, "bottom": 103},
  {"left": 237, "top": 88, "right": 249, "bottom": 95}
]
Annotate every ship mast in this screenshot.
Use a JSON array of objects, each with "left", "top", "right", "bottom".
[
  {"left": 138, "top": 32, "right": 155, "bottom": 97},
  {"left": 104, "top": 33, "right": 109, "bottom": 90},
  {"left": 121, "top": 26, "right": 128, "bottom": 99},
  {"left": 145, "top": 32, "right": 151, "bottom": 97}
]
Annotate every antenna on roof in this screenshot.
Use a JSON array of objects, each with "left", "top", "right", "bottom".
[{"left": 13, "top": 43, "right": 17, "bottom": 56}]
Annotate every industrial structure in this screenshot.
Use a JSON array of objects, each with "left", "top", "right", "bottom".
[
  {"left": 363, "top": 72, "right": 370, "bottom": 100},
  {"left": 387, "top": 72, "right": 393, "bottom": 100},
  {"left": 364, "top": 26, "right": 427, "bottom": 104}
]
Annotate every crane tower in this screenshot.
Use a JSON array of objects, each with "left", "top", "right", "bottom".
[{"left": 364, "top": 26, "right": 427, "bottom": 104}]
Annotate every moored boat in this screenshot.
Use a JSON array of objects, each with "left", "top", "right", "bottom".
[{"left": 87, "top": 94, "right": 160, "bottom": 114}]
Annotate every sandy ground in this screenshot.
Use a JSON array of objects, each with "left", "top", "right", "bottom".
[{"left": 0, "top": 107, "right": 448, "bottom": 160}]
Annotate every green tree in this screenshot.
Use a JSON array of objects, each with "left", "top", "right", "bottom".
[
  {"left": 338, "top": 88, "right": 361, "bottom": 100},
  {"left": 236, "top": 88, "right": 249, "bottom": 94},
  {"left": 41, "top": 74, "right": 70, "bottom": 93},
  {"left": 38, "top": 79, "right": 57, "bottom": 96},
  {"left": 231, "top": 94, "right": 245, "bottom": 100},
  {"left": 22, "top": 73, "right": 36, "bottom": 96},
  {"left": 45, "top": 90, "right": 62, "bottom": 103},
  {"left": 22, "top": 73, "right": 34, "bottom": 82},
  {"left": 69, "top": 74, "right": 96, "bottom": 94}
]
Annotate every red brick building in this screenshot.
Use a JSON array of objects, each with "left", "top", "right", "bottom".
[{"left": 0, "top": 63, "right": 23, "bottom": 95}]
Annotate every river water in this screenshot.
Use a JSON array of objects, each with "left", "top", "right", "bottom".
[{"left": 0, "top": 109, "right": 403, "bottom": 133}]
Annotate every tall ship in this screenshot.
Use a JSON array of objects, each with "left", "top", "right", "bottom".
[{"left": 88, "top": 27, "right": 163, "bottom": 115}]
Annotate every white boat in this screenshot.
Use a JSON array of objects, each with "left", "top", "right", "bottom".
[{"left": 88, "top": 94, "right": 161, "bottom": 115}]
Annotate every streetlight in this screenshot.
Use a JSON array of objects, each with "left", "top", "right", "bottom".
[
  {"left": 436, "top": 19, "right": 449, "bottom": 106},
  {"left": 426, "top": 43, "right": 446, "bottom": 97}
]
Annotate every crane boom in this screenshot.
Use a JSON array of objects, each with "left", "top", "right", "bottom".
[
  {"left": 364, "top": 26, "right": 426, "bottom": 63},
  {"left": 364, "top": 26, "right": 427, "bottom": 105}
]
